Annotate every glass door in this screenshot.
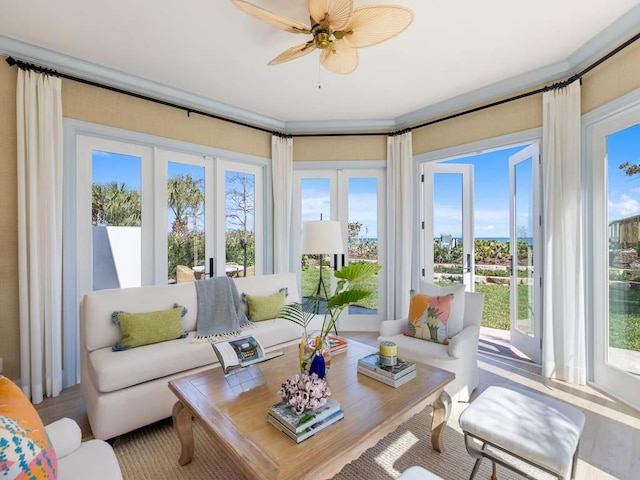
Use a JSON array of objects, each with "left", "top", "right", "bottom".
[
  {"left": 154, "top": 150, "right": 214, "bottom": 284},
  {"left": 293, "top": 168, "right": 386, "bottom": 331},
  {"left": 508, "top": 143, "right": 541, "bottom": 364},
  {"left": 217, "top": 160, "right": 265, "bottom": 278},
  {"left": 338, "top": 170, "right": 386, "bottom": 330},
  {"left": 590, "top": 110, "right": 640, "bottom": 409},
  {"left": 422, "top": 163, "right": 474, "bottom": 291}
]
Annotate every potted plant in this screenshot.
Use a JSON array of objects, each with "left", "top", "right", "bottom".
[{"left": 279, "top": 262, "right": 381, "bottom": 376}]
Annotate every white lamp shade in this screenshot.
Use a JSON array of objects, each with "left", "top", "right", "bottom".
[{"left": 301, "top": 221, "right": 344, "bottom": 254}]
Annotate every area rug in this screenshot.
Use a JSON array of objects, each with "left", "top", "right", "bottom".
[{"left": 113, "top": 403, "right": 552, "bottom": 480}]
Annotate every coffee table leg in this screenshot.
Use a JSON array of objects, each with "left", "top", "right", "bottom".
[
  {"left": 431, "top": 390, "right": 452, "bottom": 452},
  {"left": 172, "top": 401, "right": 194, "bottom": 465}
]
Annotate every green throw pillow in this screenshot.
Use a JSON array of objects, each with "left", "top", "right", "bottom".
[
  {"left": 245, "top": 289, "right": 287, "bottom": 322},
  {"left": 112, "top": 305, "right": 188, "bottom": 351}
]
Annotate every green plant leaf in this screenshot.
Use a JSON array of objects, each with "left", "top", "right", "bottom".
[
  {"left": 327, "top": 289, "right": 371, "bottom": 310},
  {"left": 277, "top": 303, "right": 316, "bottom": 329},
  {"left": 334, "top": 263, "right": 381, "bottom": 284}
]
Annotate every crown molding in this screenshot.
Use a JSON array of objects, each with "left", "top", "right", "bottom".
[
  {"left": 0, "top": 35, "right": 286, "bottom": 133},
  {"left": 2, "top": 4, "right": 639, "bottom": 136}
]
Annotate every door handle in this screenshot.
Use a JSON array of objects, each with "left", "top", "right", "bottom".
[
  {"left": 463, "top": 253, "right": 472, "bottom": 273},
  {"left": 507, "top": 255, "right": 514, "bottom": 275}
]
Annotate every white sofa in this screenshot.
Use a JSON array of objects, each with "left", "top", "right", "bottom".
[
  {"left": 46, "top": 417, "right": 122, "bottom": 479},
  {"left": 80, "top": 273, "right": 319, "bottom": 440},
  {"left": 378, "top": 287, "right": 484, "bottom": 403}
]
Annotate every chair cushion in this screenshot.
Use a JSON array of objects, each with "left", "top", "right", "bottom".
[
  {"left": 404, "top": 293, "right": 452, "bottom": 344},
  {"left": 0, "top": 376, "right": 58, "bottom": 479},
  {"left": 419, "top": 281, "right": 466, "bottom": 337},
  {"left": 459, "top": 385, "right": 585, "bottom": 476},
  {"left": 57, "top": 440, "right": 122, "bottom": 480}
]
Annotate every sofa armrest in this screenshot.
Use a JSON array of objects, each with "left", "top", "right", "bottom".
[
  {"left": 45, "top": 417, "right": 82, "bottom": 459},
  {"left": 379, "top": 318, "right": 406, "bottom": 337},
  {"left": 447, "top": 325, "right": 480, "bottom": 359}
]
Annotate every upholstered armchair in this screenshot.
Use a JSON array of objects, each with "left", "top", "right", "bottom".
[{"left": 378, "top": 281, "right": 484, "bottom": 403}]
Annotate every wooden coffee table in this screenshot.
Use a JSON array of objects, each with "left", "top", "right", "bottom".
[{"left": 168, "top": 340, "right": 454, "bottom": 480}]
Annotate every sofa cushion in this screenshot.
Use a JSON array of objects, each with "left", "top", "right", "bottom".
[
  {"left": 89, "top": 332, "right": 216, "bottom": 393},
  {"left": 419, "top": 280, "right": 466, "bottom": 337},
  {"left": 112, "top": 305, "right": 187, "bottom": 351},
  {"left": 404, "top": 293, "right": 452, "bottom": 344},
  {"left": 244, "top": 288, "right": 287, "bottom": 322},
  {"left": 379, "top": 334, "right": 453, "bottom": 363},
  {"left": 0, "top": 376, "right": 58, "bottom": 479}
]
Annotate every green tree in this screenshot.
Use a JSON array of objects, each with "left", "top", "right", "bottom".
[
  {"left": 225, "top": 172, "right": 255, "bottom": 276},
  {"left": 92, "top": 182, "right": 141, "bottom": 226}
]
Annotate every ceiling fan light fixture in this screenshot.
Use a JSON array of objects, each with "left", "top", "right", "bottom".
[{"left": 232, "top": 0, "right": 413, "bottom": 74}]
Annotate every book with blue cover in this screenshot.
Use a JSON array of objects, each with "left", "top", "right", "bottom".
[{"left": 267, "top": 398, "right": 341, "bottom": 434}]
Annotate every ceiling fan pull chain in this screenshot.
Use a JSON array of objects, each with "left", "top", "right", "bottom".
[{"left": 318, "top": 55, "right": 323, "bottom": 90}]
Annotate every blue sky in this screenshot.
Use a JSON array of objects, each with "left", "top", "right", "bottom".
[
  {"left": 607, "top": 124, "right": 640, "bottom": 222},
  {"left": 94, "top": 124, "right": 640, "bottom": 240},
  {"left": 301, "top": 177, "right": 379, "bottom": 238}
]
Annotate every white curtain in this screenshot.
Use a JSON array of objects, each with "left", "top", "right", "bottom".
[
  {"left": 272, "top": 135, "right": 293, "bottom": 273},
  {"left": 16, "top": 69, "right": 64, "bottom": 403},
  {"left": 386, "top": 132, "right": 414, "bottom": 319},
  {"left": 541, "top": 80, "right": 586, "bottom": 384}
]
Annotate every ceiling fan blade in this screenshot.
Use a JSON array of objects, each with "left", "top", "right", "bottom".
[
  {"left": 340, "top": 6, "right": 413, "bottom": 48},
  {"left": 308, "top": 0, "right": 353, "bottom": 30},
  {"left": 232, "top": 0, "right": 311, "bottom": 34},
  {"left": 320, "top": 40, "right": 358, "bottom": 74},
  {"left": 269, "top": 42, "right": 317, "bottom": 66}
]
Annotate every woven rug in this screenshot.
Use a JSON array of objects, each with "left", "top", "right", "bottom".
[{"left": 113, "top": 403, "right": 552, "bottom": 480}]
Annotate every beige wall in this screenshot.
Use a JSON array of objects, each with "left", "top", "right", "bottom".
[{"left": 2, "top": 38, "right": 640, "bottom": 381}]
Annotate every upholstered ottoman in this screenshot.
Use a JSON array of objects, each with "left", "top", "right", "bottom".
[
  {"left": 459, "top": 385, "right": 585, "bottom": 480},
  {"left": 397, "top": 466, "right": 444, "bottom": 480}
]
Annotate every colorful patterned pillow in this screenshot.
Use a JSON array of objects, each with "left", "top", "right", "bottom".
[
  {"left": 0, "top": 376, "right": 58, "bottom": 479},
  {"left": 112, "top": 304, "right": 188, "bottom": 351},
  {"left": 404, "top": 293, "right": 453, "bottom": 344}
]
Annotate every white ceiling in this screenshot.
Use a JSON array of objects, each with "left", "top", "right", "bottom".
[{"left": 1, "top": 0, "right": 640, "bottom": 133}]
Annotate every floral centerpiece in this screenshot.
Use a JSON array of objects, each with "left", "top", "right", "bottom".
[{"left": 279, "top": 262, "right": 381, "bottom": 376}]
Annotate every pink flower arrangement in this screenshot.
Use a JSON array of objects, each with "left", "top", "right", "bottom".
[{"left": 279, "top": 372, "right": 331, "bottom": 415}]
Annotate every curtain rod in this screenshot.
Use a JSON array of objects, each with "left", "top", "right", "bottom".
[{"left": 5, "top": 29, "right": 640, "bottom": 139}]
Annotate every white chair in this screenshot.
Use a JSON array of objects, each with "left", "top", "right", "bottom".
[
  {"left": 397, "top": 466, "right": 444, "bottom": 479},
  {"left": 46, "top": 417, "right": 123, "bottom": 480},
  {"left": 378, "top": 282, "right": 484, "bottom": 403}
]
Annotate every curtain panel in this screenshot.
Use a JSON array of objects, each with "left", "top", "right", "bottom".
[
  {"left": 541, "top": 80, "right": 586, "bottom": 384},
  {"left": 386, "top": 132, "right": 414, "bottom": 319},
  {"left": 16, "top": 69, "right": 64, "bottom": 403},
  {"left": 272, "top": 136, "right": 293, "bottom": 273}
]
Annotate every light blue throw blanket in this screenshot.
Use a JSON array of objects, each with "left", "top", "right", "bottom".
[{"left": 193, "top": 276, "right": 252, "bottom": 342}]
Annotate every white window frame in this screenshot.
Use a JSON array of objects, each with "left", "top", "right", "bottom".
[
  {"left": 62, "top": 119, "right": 270, "bottom": 387},
  {"left": 583, "top": 87, "right": 640, "bottom": 409},
  {"left": 293, "top": 161, "right": 387, "bottom": 331}
]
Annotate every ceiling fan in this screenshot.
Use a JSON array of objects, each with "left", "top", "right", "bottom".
[{"left": 231, "top": 0, "right": 414, "bottom": 74}]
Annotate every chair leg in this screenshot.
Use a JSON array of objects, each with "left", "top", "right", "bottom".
[
  {"left": 569, "top": 442, "right": 580, "bottom": 480},
  {"left": 491, "top": 460, "right": 497, "bottom": 480},
  {"left": 468, "top": 441, "right": 487, "bottom": 480}
]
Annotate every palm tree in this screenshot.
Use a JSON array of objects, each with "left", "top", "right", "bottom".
[
  {"left": 92, "top": 182, "right": 141, "bottom": 226},
  {"left": 167, "top": 174, "right": 205, "bottom": 268}
]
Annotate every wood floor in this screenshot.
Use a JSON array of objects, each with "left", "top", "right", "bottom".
[{"left": 35, "top": 331, "right": 640, "bottom": 479}]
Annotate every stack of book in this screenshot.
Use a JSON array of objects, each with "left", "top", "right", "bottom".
[
  {"left": 327, "top": 335, "right": 348, "bottom": 354},
  {"left": 267, "top": 398, "right": 344, "bottom": 443},
  {"left": 357, "top": 353, "right": 417, "bottom": 387}
]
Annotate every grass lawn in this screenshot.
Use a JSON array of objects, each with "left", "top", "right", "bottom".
[
  {"left": 302, "top": 268, "right": 640, "bottom": 352},
  {"left": 302, "top": 267, "right": 378, "bottom": 310}
]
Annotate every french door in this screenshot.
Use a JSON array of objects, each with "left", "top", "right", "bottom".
[
  {"left": 422, "top": 162, "right": 475, "bottom": 291},
  {"left": 589, "top": 105, "right": 640, "bottom": 409},
  {"left": 293, "top": 167, "right": 386, "bottom": 331},
  {"left": 508, "top": 143, "right": 542, "bottom": 364}
]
